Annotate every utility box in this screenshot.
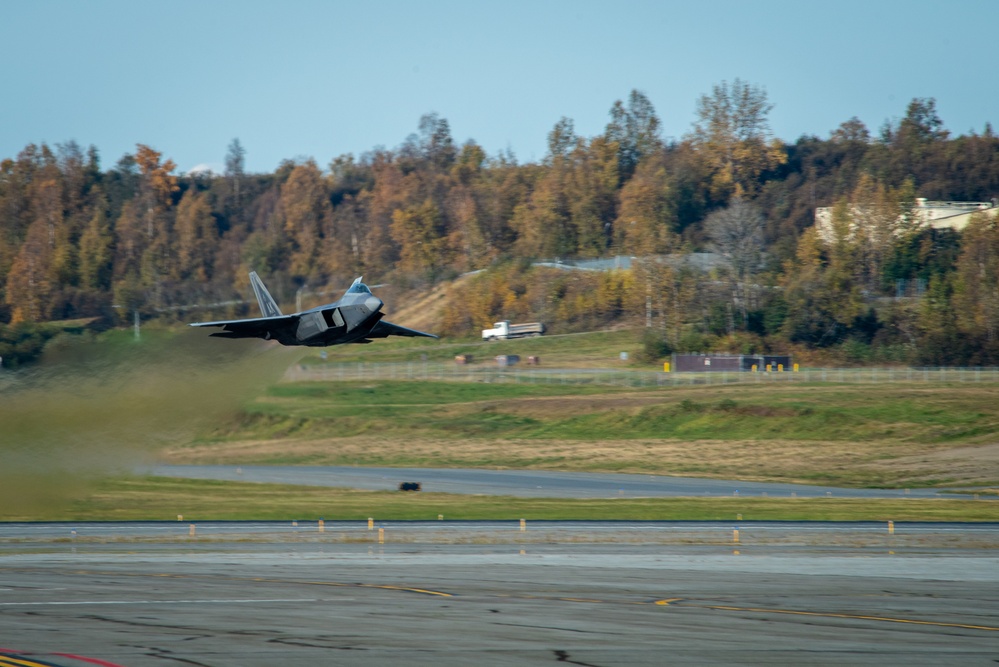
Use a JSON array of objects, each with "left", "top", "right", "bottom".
[{"left": 757, "top": 355, "right": 792, "bottom": 371}]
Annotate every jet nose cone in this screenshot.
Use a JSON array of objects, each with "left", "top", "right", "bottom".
[{"left": 365, "top": 296, "right": 383, "bottom": 313}]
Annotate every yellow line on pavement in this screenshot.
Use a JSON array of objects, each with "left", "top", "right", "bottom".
[
  {"left": 697, "top": 604, "right": 999, "bottom": 632},
  {"left": 0, "top": 656, "right": 60, "bottom": 667}
]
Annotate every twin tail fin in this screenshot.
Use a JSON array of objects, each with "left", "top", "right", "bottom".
[{"left": 249, "top": 271, "right": 283, "bottom": 317}]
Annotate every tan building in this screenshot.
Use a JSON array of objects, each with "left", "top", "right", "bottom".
[{"left": 815, "top": 199, "right": 998, "bottom": 241}]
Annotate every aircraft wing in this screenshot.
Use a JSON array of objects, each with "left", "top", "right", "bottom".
[
  {"left": 365, "top": 319, "right": 438, "bottom": 339},
  {"left": 188, "top": 314, "right": 298, "bottom": 339}
]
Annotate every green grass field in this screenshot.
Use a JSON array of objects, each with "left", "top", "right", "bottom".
[
  {"left": 297, "top": 328, "right": 643, "bottom": 367},
  {"left": 172, "top": 377, "right": 999, "bottom": 490},
  {"left": 4, "top": 476, "right": 993, "bottom": 522},
  {"left": 223, "top": 380, "right": 997, "bottom": 444}
]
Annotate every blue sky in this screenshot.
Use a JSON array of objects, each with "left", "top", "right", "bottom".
[{"left": 3, "top": 0, "right": 998, "bottom": 174}]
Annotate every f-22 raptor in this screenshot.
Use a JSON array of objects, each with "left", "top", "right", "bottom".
[{"left": 189, "top": 272, "right": 437, "bottom": 346}]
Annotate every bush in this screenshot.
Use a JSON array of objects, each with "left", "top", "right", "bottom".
[
  {"left": 0, "top": 323, "right": 56, "bottom": 369},
  {"left": 717, "top": 398, "right": 738, "bottom": 411},
  {"left": 679, "top": 399, "right": 702, "bottom": 413},
  {"left": 636, "top": 330, "right": 672, "bottom": 363}
]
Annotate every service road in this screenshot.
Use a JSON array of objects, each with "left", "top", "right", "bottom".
[{"left": 147, "top": 464, "right": 971, "bottom": 499}]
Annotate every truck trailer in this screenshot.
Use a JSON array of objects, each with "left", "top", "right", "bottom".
[{"left": 481, "top": 321, "right": 546, "bottom": 341}]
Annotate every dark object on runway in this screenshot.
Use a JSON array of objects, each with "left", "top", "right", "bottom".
[{"left": 399, "top": 482, "right": 422, "bottom": 492}]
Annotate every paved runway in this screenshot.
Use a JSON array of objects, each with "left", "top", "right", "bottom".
[
  {"left": 148, "top": 464, "right": 962, "bottom": 499},
  {"left": 1, "top": 522, "right": 997, "bottom": 666}
]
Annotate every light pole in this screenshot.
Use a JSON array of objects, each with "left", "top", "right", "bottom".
[{"left": 112, "top": 305, "right": 141, "bottom": 341}]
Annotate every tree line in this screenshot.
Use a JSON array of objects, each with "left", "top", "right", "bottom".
[{"left": 2, "top": 81, "right": 999, "bottom": 365}]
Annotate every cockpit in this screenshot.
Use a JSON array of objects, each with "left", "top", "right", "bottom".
[{"left": 347, "top": 282, "right": 371, "bottom": 294}]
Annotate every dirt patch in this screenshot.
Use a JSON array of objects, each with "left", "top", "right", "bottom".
[
  {"left": 859, "top": 442, "right": 999, "bottom": 486},
  {"left": 382, "top": 274, "right": 473, "bottom": 332}
]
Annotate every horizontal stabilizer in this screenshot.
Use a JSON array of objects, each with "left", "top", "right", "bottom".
[{"left": 188, "top": 313, "right": 298, "bottom": 340}]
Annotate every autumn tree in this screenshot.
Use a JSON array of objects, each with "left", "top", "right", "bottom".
[
  {"left": 565, "top": 135, "right": 619, "bottom": 257},
  {"left": 846, "top": 174, "right": 902, "bottom": 293},
  {"left": 174, "top": 190, "right": 217, "bottom": 281},
  {"left": 954, "top": 212, "right": 999, "bottom": 351},
  {"left": 112, "top": 198, "right": 145, "bottom": 291},
  {"left": 604, "top": 89, "right": 663, "bottom": 182},
  {"left": 280, "top": 160, "right": 332, "bottom": 280},
  {"left": 780, "top": 225, "right": 865, "bottom": 346},
  {"left": 914, "top": 273, "right": 967, "bottom": 365},
  {"left": 632, "top": 257, "right": 699, "bottom": 348},
  {"left": 391, "top": 199, "right": 454, "bottom": 279},
  {"left": 444, "top": 141, "right": 493, "bottom": 270},
  {"left": 3, "top": 144, "right": 72, "bottom": 321},
  {"left": 78, "top": 187, "right": 114, "bottom": 292},
  {"left": 134, "top": 144, "right": 179, "bottom": 229},
  {"left": 222, "top": 137, "right": 247, "bottom": 227},
  {"left": 704, "top": 198, "right": 765, "bottom": 330},
  {"left": 417, "top": 113, "right": 457, "bottom": 172},
  {"left": 472, "top": 151, "right": 529, "bottom": 257},
  {"left": 512, "top": 118, "right": 576, "bottom": 258},
  {"left": 131, "top": 145, "right": 179, "bottom": 305},
  {"left": 4, "top": 217, "right": 54, "bottom": 322},
  {"left": 690, "top": 78, "right": 786, "bottom": 200}
]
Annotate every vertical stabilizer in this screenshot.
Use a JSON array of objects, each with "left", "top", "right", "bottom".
[{"left": 249, "top": 271, "right": 283, "bottom": 317}]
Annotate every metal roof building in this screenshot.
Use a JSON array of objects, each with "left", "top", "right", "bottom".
[{"left": 672, "top": 353, "right": 792, "bottom": 373}]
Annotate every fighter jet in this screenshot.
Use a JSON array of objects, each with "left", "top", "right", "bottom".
[{"left": 189, "top": 272, "right": 437, "bottom": 346}]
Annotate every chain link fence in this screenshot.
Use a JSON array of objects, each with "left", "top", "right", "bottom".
[{"left": 285, "top": 363, "right": 999, "bottom": 387}]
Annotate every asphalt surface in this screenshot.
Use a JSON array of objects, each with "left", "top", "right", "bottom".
[
  {"left": 1, "top": 522, "right": 997, "bottom": 666},
  {"left": 147, "top": 464, "right": 963, "bottom": 499}
]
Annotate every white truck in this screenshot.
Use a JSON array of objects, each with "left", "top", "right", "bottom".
[{"left": 481, "top": 321, "right": 546, "bottom": 341}]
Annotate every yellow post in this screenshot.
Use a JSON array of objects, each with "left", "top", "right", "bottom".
[
  {"left": 520, "top": 518, "right": 526, "bottom": 532},
  {"left": 733, "top": 528, "right": 740, "bottom": 543},
  {"left": 793, "top": 363, "right": 799, "bottom": 372},
  {"left": 189, "top": 524, "right": 196, "bottom": 536},
  {"left": 778, "top": 364, "right": 783, "bottom": 372},
  {"left": 368, "top": 517, "right": 374, "bottom": 530},
  {"left": 438, "top": 514, "right": 444, "bottom": 520},
  {"left": 664, "top": 362, "right": 670, "bottom": 373},
  {"left": 378, "top": 527, "right": 385, "bottom": 544},
  {"left": 318, "top": 519, "right": 325, "bottom": 533},
  {"left": 751, "top": 365, "right": 757, "bottom": 372},
  {"left": 888, "top": 520, "right": 894, "bottom": 535},
  {"left": 177, "top": 514, "right": 183, "bottom": 521},
  {"left": 737, "top": 513, "right": 742, "bottom": 521},
  {"left": 766, "top": 364, "right": 772, "bottom": 373}
]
